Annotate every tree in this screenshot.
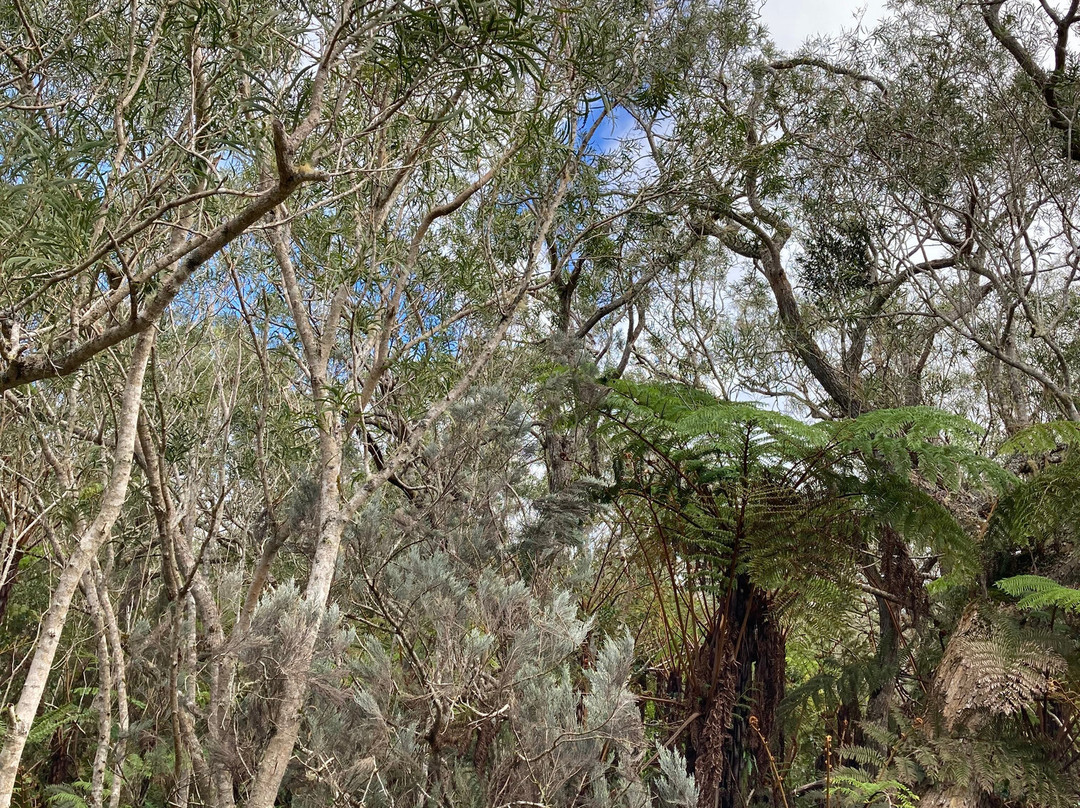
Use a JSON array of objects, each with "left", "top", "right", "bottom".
[{"left": 604, "top": 381, "right": 1004, "bottom": 807}]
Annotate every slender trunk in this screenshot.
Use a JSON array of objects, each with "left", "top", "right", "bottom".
[
  {"left": 172, "top": 595, "right": 202, "bottom": 808},
  {"left": 174, "top": 594, "right": 212, "bottom": 804},
  {"left": 242, "top": 209, "right": 347, "bottom": 808},
  {"left": 86, "top": 584, "right": 113, "bottom": 808},
  {"left": 241, "top": 154, "right": 572, "bottom": 808},
  {"left": 242, "top": 431, "right": 345, "bottom": 808},
  {"left": 93, "top": 560, "right": 130, "bottom": 808},
  {"left": 0, "top": 327, "right": 155, "bottom": 808},
  {"left": 0, "top": 521, "right": 25, "bottom": 625}
]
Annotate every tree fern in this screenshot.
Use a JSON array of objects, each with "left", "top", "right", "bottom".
[
  {"left": 828, "top": 406, "right": 1010, "bottom": 490},
  {"left": 43, "top": 784, "right": 90, "bottom": 808},
  {"left": 831, "top": 770, "right": 919, "bottom": 808},
  {"left": 603, "top": 382, "right": 1010, "bottom": 806},
  {"left": 605, "top": 383, "right": 997, "bottom": 602}
]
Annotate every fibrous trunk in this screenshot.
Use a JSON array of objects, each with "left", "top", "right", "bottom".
[{"left": 690, "top": 573, "right": 785, "bottom": 808}]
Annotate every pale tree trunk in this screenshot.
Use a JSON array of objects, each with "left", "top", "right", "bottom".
[
  {"left": 0, "top": 327, "right": 156, "bottom": 808},
  {"left": 74, "top": 558, "right": 131, "bottom": 808},
  {"left": 138, "top": 416, "right": 231, "bottom": 807},
  {"left": 242, "top": 213, "right": 353, "bottom": 808},
  {"left": 92, "top": 559, "right": 130, "bottom": 808},
  {"left": 86, "top": 582, "right": 113, "bottom": 808},
  {"left": 172, "top": 594, "right": 210, "bottom": 808},
  {"left": 242, "top": 318, "right": 525, "bottom": 807},
  {"left": 37, "top": 531, "right": 123, "bottom": 808},
  {"left": 243, "top": 163, "right": 572, "bottom": 807},
  {"left": 175, "top": 594, "right": 203, "bottom": 808}
]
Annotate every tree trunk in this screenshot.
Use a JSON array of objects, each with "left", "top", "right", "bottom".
[
  {"left": 692, "top": 574, "right": 785, "bottom": 808},
  {"left": 0, "top": 328, "right": 155, "bottom": 808}
]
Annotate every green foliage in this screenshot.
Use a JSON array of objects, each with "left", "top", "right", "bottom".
[
  {"left": 25, "top": 704, "right": 89, "bottom": 747},
  {"left": 996, "top": 575, "right": 1080, "bottom": 612},
  {"left": 43, "top": 785, "right": 90, "bottom": 808},
  {"left": 831, "top": 771, "right": 919, "bottom": 808},
  {"left": 985, "top": 453, "right": 1080, "bottom": 561},
  {"left": 797, "top": 217, "right": 876, "bottom": 302},
  {"left": 1000, "top": 421, "right": 1080, "bottom": 454},
  {"left": 606, "top": 382, "right": 994, "bottom": 602},
  {"left": 7, "top": 0, "right": 1080, "bottom": 805},
  {"left": 828, "top": 406, "right": 1006, "bottom": 488}
]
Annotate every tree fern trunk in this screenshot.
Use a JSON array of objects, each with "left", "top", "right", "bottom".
[{"left": 692, "top": 574, "right": 785, "bottom": 808}]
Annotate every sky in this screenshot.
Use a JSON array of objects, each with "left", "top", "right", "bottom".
[{"left": 759, "top": 0, "right": 887, "bottom": 51}]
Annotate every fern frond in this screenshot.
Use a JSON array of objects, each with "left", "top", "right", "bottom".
[
  {"left": 26, "top": 705, "right": 83, "bottom": 746},
  {"left": 859, "top": 476, "right": 977, "bottom": 585},
  {"left": 996, "top": 575, "right": 1080, "bottom": 613},
  {"left": 674, "top": 402, "right": 823, "bottom": 447},
  {"left": 986, "top": 455, "right": 1080, "bottom": 554},
  {"left": 44, "top": 784, "right": 89, "bottom": 808},
  {"left": 831, "top": 406, "right": 979, "bottom": 448},
  {"left": 999, "top": 421, "right": 1080, "bottom": 455},
  {"left": 606, "top": 380, "right": 717, "bottom": 423},
  {"left": 831, "top": 407, "right": 1009, "bottom": 489}
]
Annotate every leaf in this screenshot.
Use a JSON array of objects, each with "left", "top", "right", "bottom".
[
  {"left": 1000, "top": 421, "right": 1080, "bottom": 455},
  {"left": 996, "top": 575, "right": 1080, "bottom": 612}
]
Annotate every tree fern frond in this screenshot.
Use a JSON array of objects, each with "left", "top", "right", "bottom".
[
  {"left": 831, "top": 769, "right": 919, "bottom": 808},
  {"left": 859, "top": 476, "right": 977, "bottom": 585},
  {"left": 996, "top": 575, "right": 1080, "bottom": 613},
  {"left": 999, "top": 421, "right": 1080, "bottom": 455},
  {"left": 674, "top": 401, "right": 824, "bottom": 448},
  {"left": 986, "top": 455, "right": 1080, "bottom": 554},
  {"left": 25, "top": 705, "right": 84, "bottom": 747},
  {"left": 44, "top": 785, "right": 89, "bottom": 808},
  {"left": 830, "top": 407, "right": 1010, "bottom": 489},
  {"left": 607, "top": 380, "right": 718, "bottom": 423},
  {"left": 831, "top": 406, "right": 979, "bottom": 448}
]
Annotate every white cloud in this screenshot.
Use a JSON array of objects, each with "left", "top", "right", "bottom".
[{"left": 760, "top": 0, "right": 887, "bottom": 51}]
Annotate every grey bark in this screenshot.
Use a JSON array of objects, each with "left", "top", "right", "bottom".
[{"left": 0, "top": 327, "right": 156, "bottom": 808}]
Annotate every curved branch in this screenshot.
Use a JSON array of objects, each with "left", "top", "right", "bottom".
[
  {"left": 1, "top": 120, "right": 327, "bottom": 393},
  {"left": 770, "top": 57, "right": 887, "bottom": 94}
]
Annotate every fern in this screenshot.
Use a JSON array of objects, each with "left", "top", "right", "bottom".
[
  {"left": 831, "top": 770, "right": 919, "bottom": 808},
  {"left": 25, "top": 704, "right": 85, "bottom": 746},
  {"left": 858, "top": 475, "right": 979, "bottom": 587},
  {"left": 999, "top": 420, "right": 1080, "bottom": 454},
  {"left": 606, "top": 379, "right": 718, "bottom": 424},
  {"left": 44, "top": 784, "right": 90, "bottom": 808},
  {"left": 602, "top": 383, "right": 1061, "bottom": 808},
  {"left": 830, "top": 407, "right": 1010, "bottom": 489},
  {"left": 986, "top": 454, "right": 1080, "bottom": 557},
  {"left": 829, "top": 406, "right": 977, "bottom": 453},
  {"left": 606, "top": 383, "right": 994, "bottom": 601},
  {"left": 996, "top": 574, "right": 1080, "bottom": 612}
]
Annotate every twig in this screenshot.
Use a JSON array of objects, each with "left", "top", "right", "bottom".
[{"left": 749, "top": 715, "right": 790, "bottom": 808}]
